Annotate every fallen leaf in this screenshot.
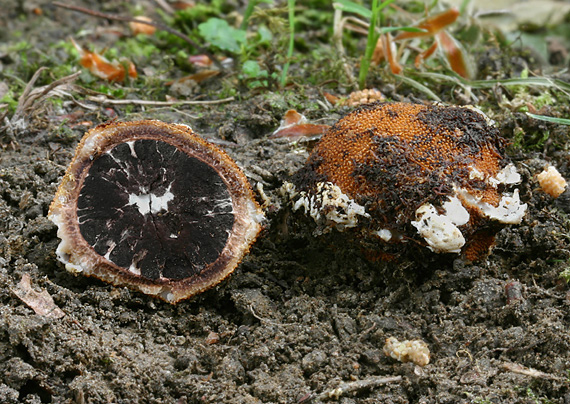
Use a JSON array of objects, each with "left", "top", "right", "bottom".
[
  {"left": 71, "top": 38, "right": 137, "bottom": 82},
  {"left": 270, "top": 109, "right": 330, "bottom": 139},
  {"left": 13, "top": 274, "right": 65, "bottom": 319}
]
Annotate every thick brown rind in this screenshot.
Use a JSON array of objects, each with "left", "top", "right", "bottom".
[{"left": 49, "top": 120, "right": 263, "bottom": 303}]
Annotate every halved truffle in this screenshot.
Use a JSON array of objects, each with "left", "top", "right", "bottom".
[{"left": 49, "top": 120, "right": 263, "bottom": 303}]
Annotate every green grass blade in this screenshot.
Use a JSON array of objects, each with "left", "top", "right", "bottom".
[
  {"left": 280, "top": 0, "right": 295, "bottom": 87},
  {"left": 333, "top": 0, "right": 372, "bottom": 19},
  {"left": 526, "top": 113, "right": 570, "bottom": 125},
  {"left": 395, "top": 74, "right": 441, "bottom": 101}
]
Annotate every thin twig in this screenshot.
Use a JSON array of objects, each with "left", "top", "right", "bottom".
[
  {"left": 51, "top": 2, "right": 224, "bottom": 70},
  {"left": 86, "top": 95, "right": 235, "bottom": 106}
]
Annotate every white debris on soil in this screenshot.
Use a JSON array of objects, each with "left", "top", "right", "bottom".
[
  {"left": 383, "top": 336, "right": 430, "bottom": 366},
  {"left": 537, "top": 165, "right": 567, "bottom": 198}
]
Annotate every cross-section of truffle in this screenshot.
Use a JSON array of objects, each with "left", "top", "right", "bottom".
[
  {"left": 287, "top": 102, "right": 526, "bottom": 260},
  {"left": 49, "top": 120, "right": 263, "bottom": 303}
]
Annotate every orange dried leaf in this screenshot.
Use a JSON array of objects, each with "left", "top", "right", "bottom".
[
  {"left": 271, "top": 109, "right": 330, "bottom": 139},
  {"left": 189, "top": 54, "right": 214, "bottom": 67},
  {"left": 71, "top": 38, "right": 137, "bottom": 82},
  {"left": 282, "top": 109, "right": 305, "bottom": 127},
  {"left": 171, "top": 1, "right": 195, "bottom": 10},
  {"left": 436, "top": 30, "right": 472, "bottom": 78},
  {"left": 323, "top": 91, "right": 340, "bottom": 105},
  {"left": 414, "top": 41, "right": 438, "bottom": 68},
  {"left": 271, "top": 124, "right": 331, "bottom": 139},
  {"left": 394, "top": 8, "right": 460, "bottom": 41},
  {"left": 381, "top": 33, "right": 402, "bottom": 75}
]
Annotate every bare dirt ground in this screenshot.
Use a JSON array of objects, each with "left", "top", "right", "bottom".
[{"left": 1, "top": 1, "right": 570, "bottom": 403}]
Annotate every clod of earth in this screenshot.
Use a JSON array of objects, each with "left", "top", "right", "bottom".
[
  {"left": 48, "top": 120, "right": 264, "bottom": 303},
  {"left": 285, "top": 102, "right": 527, "bottom": 261}
]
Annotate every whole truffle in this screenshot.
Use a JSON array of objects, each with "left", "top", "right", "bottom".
[{"left": 288, "top": 102, "right": 526, "bottom": 260}]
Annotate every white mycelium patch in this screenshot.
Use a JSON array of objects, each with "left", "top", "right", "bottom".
[
  {"left": 205, "top": 194, "right": 234, "bottom": 218},
  {"left": 469, "top": 163, "right": 521, "bottom": 187},
  {"left": 460, "top": 164, "right": 526, "bottom": 224},
  {"left": 383, "top": 337, "right": 430, "bottom": 367},
  {"left": 284, "top": 181, "right": 369, "bottom": 232},
  {"left": 411, "top": 196, "right": 470, "bottom": 253},
  {"left": 489, "top": 164, "right": 521, "bottom": 187},
  {"left": 126, "top": 140, "right": 138, "bottom": 158},
  {"left": 412, "top": 162, "right": 526, "bottom": 253},
  {"left": 457, "top": 188, "right": 526, "bottom": 224}
]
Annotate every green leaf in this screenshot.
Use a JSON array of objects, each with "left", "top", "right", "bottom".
[
  {"left": 257, "top": 25, "right": 273, "bottom": 44},
  {"left": 242, "top": 60, "right": 262, "bottom": 77},
  {"left": 198, "top": 18, "right": 246, "bottom": 53},
  {"left": 333, "top": 0, "right": 372, "bottom": 19}
]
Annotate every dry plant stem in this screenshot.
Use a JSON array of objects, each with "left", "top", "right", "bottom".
[
  {"left": 86, "top": 95, "right": 235, "bottom": 106},
  {"left": 51, "top": 2, "right": 224, "bottom": 70},
  {"left": 15, "top": 70, "right": 82, "bottom": 120},
  {"left": 309, "top": 376, "right": 403, "bottom": 402},
  {"left": 14, "top": 66, "right": 48, "bottom": 120},
  {"left": 331, "top": 11, "right": 360, "bottom": 87}
]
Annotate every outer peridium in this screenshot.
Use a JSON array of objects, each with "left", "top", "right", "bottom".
[{"left": 49, "top": 120, "right": 264, "bottom": 303}]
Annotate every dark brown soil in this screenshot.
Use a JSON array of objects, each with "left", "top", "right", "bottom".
[{"left": 2, "top": 1, "right": 570, "bottom": 403}]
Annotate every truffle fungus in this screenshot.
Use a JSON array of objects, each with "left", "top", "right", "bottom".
[
  {"left": 287, "top": 102, "right": 526, "bottom": 260},
  {"left": 49, "top": 120, "right": 263, "bottom": 303}
]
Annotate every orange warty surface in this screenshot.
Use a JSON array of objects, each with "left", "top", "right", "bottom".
[{"left": 292, "top": 102, "right": 522, "bottom": 260}]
